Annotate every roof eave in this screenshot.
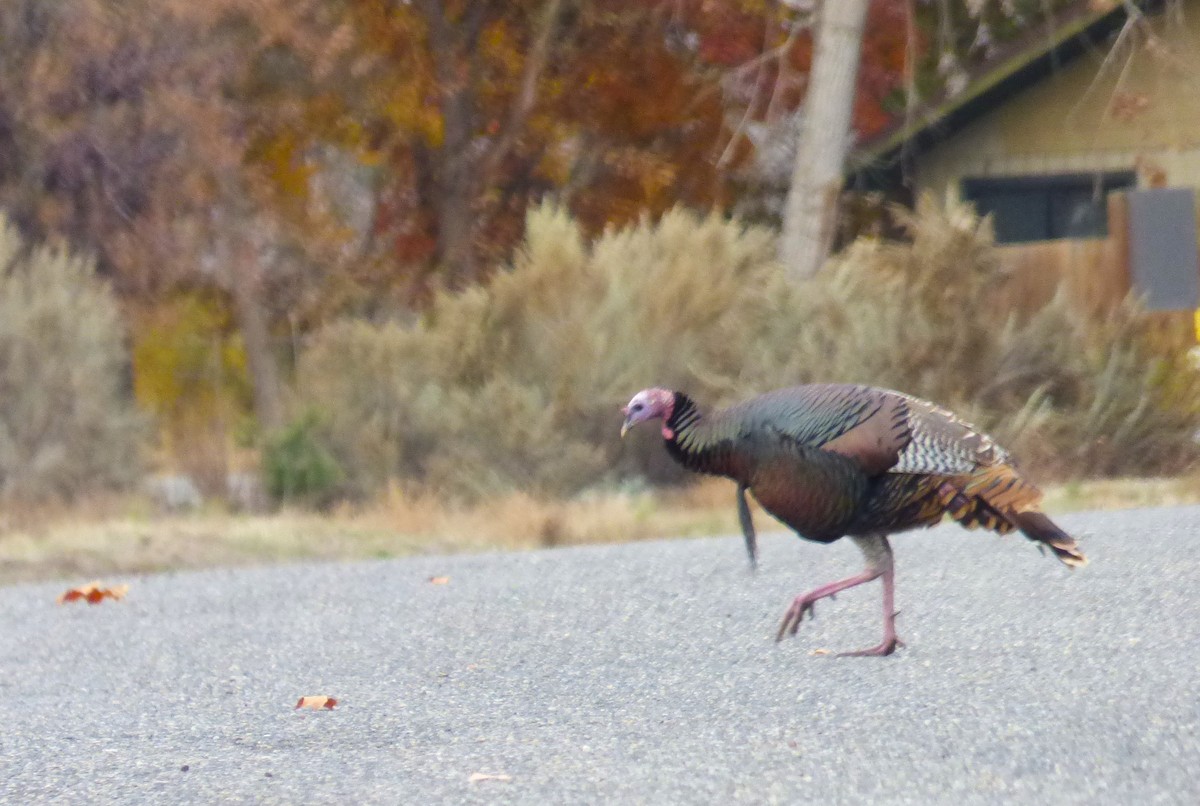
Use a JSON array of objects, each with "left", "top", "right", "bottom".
[{"left": 848, "top": 1, "right": 1136, "bottom": 173}]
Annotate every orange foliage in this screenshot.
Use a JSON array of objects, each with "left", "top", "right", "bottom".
[
  {"left": 58, "top": 582, "right": 129, "bottom": 605},
  {"left": 856, "top": 0, "right": 915, "bottom": 137}
]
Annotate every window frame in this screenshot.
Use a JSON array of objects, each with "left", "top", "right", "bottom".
[{"left": 961, "top": 171, "right": 1137, "bottom": 244}]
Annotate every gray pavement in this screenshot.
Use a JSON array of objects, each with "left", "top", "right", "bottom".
[{"left": 2, "top": 505, "right": 1198, "bottom": 804}]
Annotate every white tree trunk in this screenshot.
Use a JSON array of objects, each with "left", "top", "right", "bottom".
[{"left": 779, "top": 0, "right": 870, "bottom": 278}]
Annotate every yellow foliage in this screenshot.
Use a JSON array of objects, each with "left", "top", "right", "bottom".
[
  {"left": 132, "top": 295, "right": 251, "bottom": 474},
  {"left": 248, "top": 131, "right": 316, "bottom": 207},
  {"left": 481, "top": 20, "right": 523, "bottom": 76},
  {"left": 383, "top": 84, "right": 443, "bottom": 145}
]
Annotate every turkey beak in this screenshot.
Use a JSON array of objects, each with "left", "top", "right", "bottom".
[{"left": 620, "top": 406, "right": 632, "bottom": 438}]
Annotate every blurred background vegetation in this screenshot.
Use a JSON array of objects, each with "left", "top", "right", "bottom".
[{"left": 1, "top": 0, "right": 1197, "bottom": 578}]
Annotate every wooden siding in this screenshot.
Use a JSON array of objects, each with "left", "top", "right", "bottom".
[
  {"left": 992, "top": 192, "right": 1122, "bottom": 316},
  {"left": 991, "top": 193, "right": 1198, "bottom": 328},
  {"left": 993, "top": 235, "right": 1130, "bottom": 318}
]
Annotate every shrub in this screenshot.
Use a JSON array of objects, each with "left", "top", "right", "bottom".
[
  {"left": 298, "top": 204, "right": 792, "bottom": 498},
  {"left": 296, "top": 198, "right": 1200, "bottom": 502},
  {"left": 987, "top": 297, "right": 1200, "bottom": 477},
  {"left": 262, "top": 412, "right": 343, "bottom": 506},
  {"left": 0, "top": 217, "right": 142, "bottom": 502}
]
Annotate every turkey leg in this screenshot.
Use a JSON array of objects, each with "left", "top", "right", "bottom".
[
  {"left": 737, "top": 483, "right": 758, "bottom": 571},
  {"left": 775, "top": 534, "right": 904, "bottom": 656}
]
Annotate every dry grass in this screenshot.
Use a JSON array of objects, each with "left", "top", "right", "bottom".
[
  {"left": 4, "top": 475, "right": 1199, "bottom": 586},
  {"left": 0, "top": 481, "right": 738, "bottom": 585},
  {"left": 1040, "top": 476, "right": 1200, "bottom": 513}
]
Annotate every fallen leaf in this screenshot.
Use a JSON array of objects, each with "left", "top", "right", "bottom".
[
  {"left": 295, "top": 696, "right": 338, "bottom": 710},
  {"left": 57, "top": 581, "right": 129, "bottom": 605},
  {"left": 469, "top": 772, "right": 512, "bottom": 783},
  {"left": 429, "top": 576, "right": 450, "bottom": 585}
]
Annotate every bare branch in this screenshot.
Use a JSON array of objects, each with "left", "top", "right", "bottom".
[
  {"left": 716, "top": 21, "right": 803, "bottom": 170},
  {"left": 1065, "top": 6, "right": 1151, "bottom": 128}
]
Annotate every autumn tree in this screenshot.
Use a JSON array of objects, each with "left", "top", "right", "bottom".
[
  {"left": 0, "top": 1, "right": 179, "bottom": 290},
  {"left": 713, "top": 0, "right": 1093, "bottom": 276},
  {"left": 0, "top": 0, "right": 364, "bottom": 457},
  {"left": 334, "top": 0, "right": 745, "bottom": 296},
  {"left": 679, "top": 0, "right": 910, "bottom": 238},
  {"left": 144, "top": 2, "right": 358, "bottom": 433}
]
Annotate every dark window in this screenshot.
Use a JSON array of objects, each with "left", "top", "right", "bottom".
[{"left": 961, "top": 172, "right": 1136, "bottom": 244}]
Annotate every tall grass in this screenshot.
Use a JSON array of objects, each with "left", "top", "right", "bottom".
[{"left": 295, "top": 198, "right": 1200, "bottom": 501}]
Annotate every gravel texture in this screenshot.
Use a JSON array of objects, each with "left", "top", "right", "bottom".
[{"left": 2, "top": 505, "right": 1198, "bottom": 804}]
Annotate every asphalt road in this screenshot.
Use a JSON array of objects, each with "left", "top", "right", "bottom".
[{"left": 2, "top": 505, "right": 1199, "bottom": 804}]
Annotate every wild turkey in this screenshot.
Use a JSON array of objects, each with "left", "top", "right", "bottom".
[{"left": 620, "top": 384, "right": 1086, "bottom": 656}]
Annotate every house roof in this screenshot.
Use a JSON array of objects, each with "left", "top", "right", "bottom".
[{"left": 848, "top": 0, "right": 1156, "bottom": 185}]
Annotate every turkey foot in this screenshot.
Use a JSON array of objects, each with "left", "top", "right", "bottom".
[
  {"left": 836, "top": 631, "right": 905, "bottom": 657},
  {"left": 774, "top": 567, "right": 882, "bottom": 643},
  {"left": 777, "top": 535, "right": 905, "bottom": 656},
  {"left": 774, "top": 597, "right": 817, "bottom": 641}
]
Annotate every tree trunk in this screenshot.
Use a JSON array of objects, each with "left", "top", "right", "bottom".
[
  {"left": 418, "top": 0, "right": 563, "bottom": 290},
  {"left": 420, "top": 0, "right": 486, "bottom": 289},
  {"left": 435, "top": 57, "right": 481, "bottom": 289},
  {"left": 230, "top": 240, "right": 285, "bottom": 434},
  {"left": 436, "top": 176, "right": 478, "bottom": 289},
  {"left": 779, "top": 0, "right": 870, "bottom": 279}
]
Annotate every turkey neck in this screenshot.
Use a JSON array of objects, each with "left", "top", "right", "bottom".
[{"left": 662, "top": 392, "right": 744, "bottom": 480}]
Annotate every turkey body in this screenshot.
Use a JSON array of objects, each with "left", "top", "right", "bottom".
[
  {"left": 621, "top": 383, "right": 1086, "bottom": 656},
  {"left": 661, "top": 384, "right": 1082, "bottom": 560}
]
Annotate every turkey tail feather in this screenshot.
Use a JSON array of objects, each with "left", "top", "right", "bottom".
[{"left": 1011, "top": 510, "right": 1087, "bottom": 568}]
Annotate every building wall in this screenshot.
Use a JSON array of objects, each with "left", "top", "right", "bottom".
[{"left": 916, "top": 3, "right": 1200, "bottom": 200}]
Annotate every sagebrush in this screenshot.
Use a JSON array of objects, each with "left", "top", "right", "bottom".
[
  {"left": 0, "top": 217, "right": 142, "bottom": 502},
  {"left": 296, "top": 199, "right": 1200, "bottom": 500}
]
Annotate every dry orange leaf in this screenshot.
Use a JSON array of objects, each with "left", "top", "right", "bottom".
[
  {"left": 429, "top": 576, "right": 450, "bottom": 585},
  {"left": 57, "top": 581, "right": 129, "bottom": 605},
  {"left": 295, "top": 696, "right": 338, "bottom": 710},
  {"left": 469, "top": 772, "right": 512, "bottom": 783}
]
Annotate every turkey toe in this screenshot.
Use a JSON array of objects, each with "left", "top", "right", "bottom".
[
  {"left": 774, "top": 598, "right": 816, "bottom": 642},
  {"left": 836, "top": 636, "right": 905, "bottom": 657}
]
